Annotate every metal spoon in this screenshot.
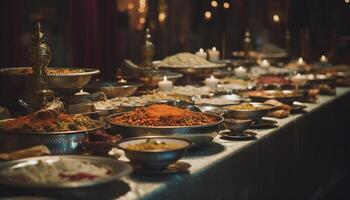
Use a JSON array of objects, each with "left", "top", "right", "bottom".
[{"left": 18, "top": 99, "right": 33, "bottom": 114}]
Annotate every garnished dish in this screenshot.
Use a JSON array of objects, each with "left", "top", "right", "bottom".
[
  {"left": 0, "top": 112, "right": 102, "bottom": 133},
  {"left": 94, "top": 96, "right": 147, "bottom": 110},
  {"left": 125, "top": 138, "right": 181, "bottom": 151},
  {"left": 155, "top": 52, "right": 221, "bottom": 68},
  {"left": 109, "top": 104, "right": 217, "bottom": 127},
  {"left": 0, "top": 156, "right": 132, "bottom": 188},
  {"left": 0, "top": 158, "right": 111, "bottom": 183}
]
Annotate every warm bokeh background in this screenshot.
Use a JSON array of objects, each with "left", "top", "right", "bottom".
[{"left": 0, "top": 0, "right": 349, "bottom": 79}]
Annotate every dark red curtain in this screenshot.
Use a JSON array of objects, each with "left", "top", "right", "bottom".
[{"left": 69, "top": 0, "right": 120, "bottom": 80}]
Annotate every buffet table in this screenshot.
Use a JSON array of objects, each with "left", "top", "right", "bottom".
[{"left": 118, "top": 87, "right": 350, "bottom": 200}]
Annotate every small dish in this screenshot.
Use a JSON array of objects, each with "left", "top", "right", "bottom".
[
  {"left": 117, "top": 137, "right": 191, "bottom": 170},
  {"left": 220, "top": 130, "right": 257, "bottom": 140},
  {"left": 223, "top": 119, "right": 252, "bottom": 133}
]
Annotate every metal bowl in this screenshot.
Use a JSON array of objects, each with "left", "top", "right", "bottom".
[
  {"left": 106, "top": 112, "right": 224, "bottom": 148},
  {"left": 0, "top": 122, "right": 105, "bottom": 154},
  {"left": 223, "top": 103, "right": 277, "bottom": 121},
  {"left": 223, "top": 119, "right": 252, "bottom": 133},
  {"left": 0, "top": 67, "right": 100, "bottom": 90},
  {"left": 155, "top": 61, "right": 227, "bottom": 76},
  {"left": 117, "top": 136, "right": 191, "bottom": 169},
  {"left": 85, "top": 81, "right": 141, "bottom": 98}
]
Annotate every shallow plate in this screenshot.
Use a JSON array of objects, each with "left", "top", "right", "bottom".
[
  {"left": 220, "top": 130, "right": 257, "bottom": 140},
  {"left": 0, "top": 155, "right": 133, "bottom": 188},
  {"left": 250, "top": 119, "right": 278, "bottom": 129}
]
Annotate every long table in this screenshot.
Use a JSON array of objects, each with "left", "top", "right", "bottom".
[
  {"left": 1, "top": 88, "right": 349, "bottom": 200},
  {"left": 118, "top": 87, "right": 350, "bottom": 200}
]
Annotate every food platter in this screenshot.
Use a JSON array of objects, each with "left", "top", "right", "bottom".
[
  {"left": 244, "top": 90, "right": 303, "bottom": 104},
  {"left": 106, "top": 112, "right": 224, "bottom": 148},
  {"left": 156, "top": 63, "right": 227, "bottom": 76},
  {"left": 0, "top": 155, "right": 132, "bottom": 188},
  {"left": 0, "top": 67, "right": 100, "bottom": 90}
]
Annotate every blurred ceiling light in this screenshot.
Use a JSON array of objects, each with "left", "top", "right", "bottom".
[
  {"left": 204, "top": 11, "right": 212, "bottom": 20},
  {"left": 138, "top": 7, "right": 145, "bottom": 13},
  {"left": 158, "top": 12, "right": 166, "bottom": 23},
  {"left": 345, "top": 0, "right": 350, "bottom": 3},
  {"left": 139, "top": 17, "right": 146, "bottom": 24},
  {"left": 223, "top": 2, "right": 230, "bottom": 9},
  {"left": 273, "top": 14, "right": 280, "bottom": 23},
  {"left": 127, "top": 3, "right": 134, "bottom": 10},
  {"left": 211, "top": 1, "right": 218, "bottom": 7}
]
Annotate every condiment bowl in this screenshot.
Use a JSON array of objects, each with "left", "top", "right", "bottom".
[
  {"left": 117, "top": 137, "right": 191, "bottom": 170},
  {"left": 223, "top": 102, "right": 277, "bottom": 121},
  {"left": 223, "top": 119, "right": 252, "bottom": 133}
]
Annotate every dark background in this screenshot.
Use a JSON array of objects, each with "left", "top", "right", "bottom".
[{"left": 0, "top": 0, "right": 349, "bottom": 79}]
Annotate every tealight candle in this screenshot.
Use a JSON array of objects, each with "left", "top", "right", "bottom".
[
  {"left": 207, "top": 47, "right": 220, "bottom": 61},
  {"left": 196, "top": 48, "right": 207, "bottom": 59},
  {"left": 260, "top": 59, "right": 270, "bottom": 68},
  {"left": 234, "top": 66, "right": 248, "bottom": 78},
  {"left": 75, "top": 89, "right": 90, "bottom": 96},
  {"left": 118, "top": 78, "right": 127, "bottom": 83},
  {"left": 320, "top": 55, "right": 328, "bottom": 63},
  {"left": 158, "top": 76, "right": 173, "bottom": 91},
  {"left": 297, "top": 57, "right": 305, "bottom": 66},
  {"left": 205, "top": 75, "right": 219, "bottom": 89}
]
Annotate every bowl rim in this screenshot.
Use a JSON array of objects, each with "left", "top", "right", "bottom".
[
  {"left": 0, "top": 67, "right": 100, "bottom": 77},
  {"left": 116, "top": 136, "right": 192, "bottom": 153}
]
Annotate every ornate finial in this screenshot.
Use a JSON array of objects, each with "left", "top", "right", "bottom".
[
  {"left": 140, "top": 28, "right": 155, "bottom": 69},
  {"left": 26, "top": 22, "right": 54, "bottom": 111}
]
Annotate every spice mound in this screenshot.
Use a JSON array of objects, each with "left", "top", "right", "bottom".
[
  {"left": 0, "top": 113, "right": 101, "bottom": 133},
  {"left": 111, "top": 104, "right": 217, "bottom": 127}
]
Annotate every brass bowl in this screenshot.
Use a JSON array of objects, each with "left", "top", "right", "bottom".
[
  {"left": 223, "top": 103, "right": 277, "bottom": 121},
  {"left": 85, "top": 81, "right": 141, "bottom": 98}
]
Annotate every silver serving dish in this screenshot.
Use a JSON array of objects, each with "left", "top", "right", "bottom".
[
  {"left": 156, "top": 62, "right": 227, "bottom": 76},
  {"left": 0, "top": 121, "right": 104, "bottom": 154},
  {"left": 245, "top": 90, "right": 304, "bottom": 104},
  {"left": 0, "top": 67, "right": 100, "bottom": 90},
  {"left": 106, "top": 112, "right": 224, "bottom": 148},
  {"left": 85, "top": 81, "right": 141, "bottom": 98},
  {"left": 0, "top": 155, "right": 133, "bottom": 188},
  {"left": 117, "top": 136, "right": 191, "bottom": 169},
  {"left": 223, "top": 103, "right": 277, "bottom": 121}
]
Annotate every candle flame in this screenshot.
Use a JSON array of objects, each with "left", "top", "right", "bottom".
[
  {"left": 320, "top": 55, "right": 328, "bottom": 63},
  {"left": 163, "top": 75, "right": 167, "bottom": 81},
  {"left": 212, "top": 47, "right": 216, "bottom": 51},
  {"left": 297, "top": 57, "right": 305, "bottom": 65},
  {"left": 199, "top": 48, "right": 204, "bottom": 53}
]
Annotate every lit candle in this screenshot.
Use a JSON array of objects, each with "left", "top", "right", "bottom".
[
  {"left": 205, "top": 75, "right": 219, "bottom": 89},
  {"left": 234, "top": 66, "right": 247, "bottom": 78},
  {"left": 260, "top": 59, "right": 270, "bottom": 68},
  {"left": 320, "top": 55, "right": 328, "bottom": 63},
  {"left": 158, "top": 76, "right": 173, "bottom": 91},
  {"left": 196, "top": 48, "right": 207, "bottom": 59},
  {"left": 118, "top": 78, "right": 127, "bottom": 83},
  {"left": 291, "top": 73, "right": 307, "bottom": 90},
  {"left": 297, "top": 57, "right": 305, "bottom": 66},
  {"left": 207, "top": 47, "right": 220, "bottom": 61},
  {"left": 75, "top": 89, "right": 90, "bottom": 96}
]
